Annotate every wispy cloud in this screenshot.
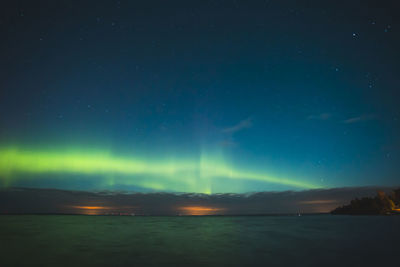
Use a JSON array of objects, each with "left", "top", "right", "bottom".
[
  {"left": 343, "top": 114, "right": 377, "bottom": 124},
  {"left": 222, "top": 118, "right": 253, "bottom": 134},
  {"left": 307, "top": 113, "right": 332, "bottom": 121},
  {"left": 307, "top": 113, "right": 378, "bottom": 124}
]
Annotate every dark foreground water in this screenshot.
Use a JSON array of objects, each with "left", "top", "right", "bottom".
[{"left": 0, "top": 215, "right": 399, "bottom": 266}]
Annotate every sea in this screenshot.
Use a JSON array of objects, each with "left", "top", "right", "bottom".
[{"left": 0, "top": 215, "right": 399, "bottom": 266}]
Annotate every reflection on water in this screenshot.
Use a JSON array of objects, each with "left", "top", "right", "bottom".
[{"left": 0, "top": 215, "right": 398, "bottom": 266}]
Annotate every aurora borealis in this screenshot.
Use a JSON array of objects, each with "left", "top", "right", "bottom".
[
  {"left": 0, "top": 0, "right": 399, "bottom": 195},
  {"left": 0, "top": 146, "right": 320, "bottom": 193},
  {"left": 2, "top": 3, "right": 400, "bottom": 267}
]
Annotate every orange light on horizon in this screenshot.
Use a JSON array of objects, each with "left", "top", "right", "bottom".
[
  {"left": 68, "top": 205, "right": 120, "bottom": 215},
  {"left": 178, "top": 206, "right": 224, "bottom": 216},
  {"left": 71, "top": 206, "right": 114, "bottom": 210},
  {"left": 299, "top": 200, "right": 338, "bottom": 205},
  {"left": 68, "top": 205, "right": 136, "bottom": 215}
]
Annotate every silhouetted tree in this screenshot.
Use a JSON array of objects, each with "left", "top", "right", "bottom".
[
  {"left": 331, "top": 188, "right": 400, "bottom": 215},
  {"left": 392, "top": 188, "right": 400, "bottom": 205}
]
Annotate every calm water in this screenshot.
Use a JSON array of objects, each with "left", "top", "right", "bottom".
[{"left": 0, "top": 215, "right": 399, "bottom": 266}]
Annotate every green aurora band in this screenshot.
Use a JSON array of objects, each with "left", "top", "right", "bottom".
[{"left": 0, "top": 147, "right": 321, "bottom": 193}]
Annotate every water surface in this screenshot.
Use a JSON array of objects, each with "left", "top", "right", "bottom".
[{"left": 0, "top": 215, "right": 398, "bottom": 266}]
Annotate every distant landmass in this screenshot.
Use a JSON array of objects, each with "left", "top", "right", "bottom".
[{"left": 331, "top": 188, "right": 400, "bottom": 215}]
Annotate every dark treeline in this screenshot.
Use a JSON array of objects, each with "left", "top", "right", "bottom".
[{"left": 331, "top": 188, "right": 400, "bottom": 215}]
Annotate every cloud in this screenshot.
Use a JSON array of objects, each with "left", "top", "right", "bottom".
[
  {"left": 307, "top": 113, "right": 332, "bottom": 120},
  {"left": 1, "top": 186, "right": 397, "bottom": 215},
  {"left": 306, "top": 113, "right": 378, "bottom": 124},
  {"left": 342, "top": 114, "right": 377, "bottom": 124},
  {"left": 222, "top": 118, "right": 253, "bottom": 134}
]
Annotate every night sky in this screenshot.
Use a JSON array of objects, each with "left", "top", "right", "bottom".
[{"left": 1, "top": 0, "right": 399, "bottom": 194}]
